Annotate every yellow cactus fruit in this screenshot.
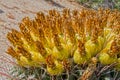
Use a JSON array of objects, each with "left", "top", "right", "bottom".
[
  {"left": 60, "top": 48, "right": 70, "bottom": 59},
  {"left": 99, "top": 53, "right": 116, "bottom": 65},
  {"left": 31, "top": 51, "right": 45, "bottom": 66},
  {"left": 47, "top": 60, "right": 64, "bottom": 75},
  {"left": 18, "top": 56, "right": 30, "bottom": 67},
  {"left": 63, "top": 38, "right": 73, "bottom": 53},
  {"left": 115, "top": 58, "right": 120, "bottom": 70},
  {"left": 52, "top": 45, "right": 70, "bottom": 60},
  {"left": 52, "top": 46, "right": 61, "bottom": 59},
  {"left": 73, "top": 49, "right": 87, "bottom": 64},
  {"left": 85, "top": 40, "right": 98, "bottom": 57},
  {"left": 46, "top": 55, "right": 64, "bottom": 75},
  {"left": 85, "top": 36, "right": 104, "bottom": 58}
]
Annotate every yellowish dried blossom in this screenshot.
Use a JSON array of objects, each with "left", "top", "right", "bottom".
[{"left": 7, "top": 8, "right": 120, "bottom": 76}]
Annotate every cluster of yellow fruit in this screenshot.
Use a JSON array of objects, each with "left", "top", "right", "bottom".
[{"left": 7, "top": 8, "right": 120, "bottom": 75}]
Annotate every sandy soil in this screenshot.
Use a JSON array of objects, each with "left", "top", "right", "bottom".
[{"left": 0, "top": 0, "right": 82, "bottom": 79}]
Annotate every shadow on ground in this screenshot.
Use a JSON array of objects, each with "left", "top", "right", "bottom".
[{"left": 45, "top": 0, "right": 65, "bottom": 8}]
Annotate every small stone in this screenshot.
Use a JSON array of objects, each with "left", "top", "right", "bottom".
[{"left": 0, "top": 9, "right": 4, "bottom": 14}]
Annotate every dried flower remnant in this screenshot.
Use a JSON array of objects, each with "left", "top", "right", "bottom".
[{"left": 6, "top": 8, "right": 120, "bottom": 79}]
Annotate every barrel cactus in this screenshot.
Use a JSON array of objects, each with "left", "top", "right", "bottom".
[{"left": 7, "top": 8, "right": 120, "bottom": 80}]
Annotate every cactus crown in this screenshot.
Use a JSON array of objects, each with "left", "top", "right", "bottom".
[{"left": 7, "top": 8, "right": 120, "bottom": 79}]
